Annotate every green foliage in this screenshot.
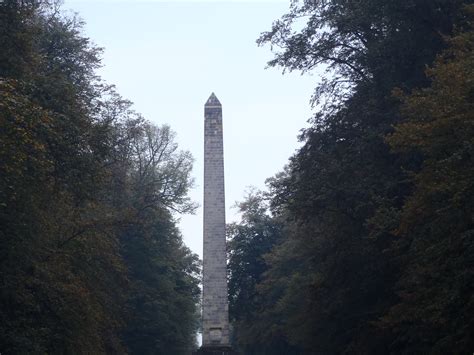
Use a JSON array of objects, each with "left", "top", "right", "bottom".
[
  {"left": 258, "top": 0, "right": 465, "bottom": 115},
  {"left": 225, "top": 1, "right": 474, "bottom": 354},
  {"left": 0, "top": 1, "right": 199, "bottom": 353},
  {"left": 119, "top": 123, "right": 200, "bottom": 354},
  {"left": 121, "top": 215, "right": 200, "bottom": 355},
  {"left": 383, "top": 18, "right": 474, "bottom": 352},
  {"left": 227, "top": 191, "right": 298, "bottom": 354},
  {"left": 228, "top": 190, "right": 279, "bottom": 319}
]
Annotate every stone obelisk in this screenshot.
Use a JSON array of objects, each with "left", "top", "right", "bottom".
[{"left": 201, "top": 93, "right": 231, "bottom": 351}]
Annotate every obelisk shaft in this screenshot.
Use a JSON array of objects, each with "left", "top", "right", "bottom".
[{"left": 202, "top": 93, "right": 230, "bottom": 346}]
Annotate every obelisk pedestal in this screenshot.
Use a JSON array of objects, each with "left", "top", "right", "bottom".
[{"left": 198, "top": 93, "right": 235, "bottom": 354}]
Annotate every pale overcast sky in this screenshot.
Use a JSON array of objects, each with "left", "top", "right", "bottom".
[{"left": 64, "top": 0, "right": 319, "bottom": 258}]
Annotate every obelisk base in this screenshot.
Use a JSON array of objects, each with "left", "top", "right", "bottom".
[{"left": 194, "top": 345, "right": 237, "bottom": 355}]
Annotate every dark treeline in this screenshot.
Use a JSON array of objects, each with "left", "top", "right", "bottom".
[
  {"left": 228, "top": 1, "right": 473, "bottom": 354},
  {"left": 0, "top": 1, "right": 199, "bottom": 354}
]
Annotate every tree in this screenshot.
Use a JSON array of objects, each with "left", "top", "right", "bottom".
[
  {"left": 121, "top": 214, "right": 200, "bottom": 355},
  {"left": 0, "top": 1, "right": 200, "bottom": 353},
  {"left": 0, "top": 3, "right": 127, "bottom": 351},
  {"left": 246, "top": 0, "right": 473, "bottom": 353},
  {"left": 383, "top": 16, "right": 474, "bottom": 352},
  {"left": 227, "top": 191, "right": 299, "bottom": 354},
  {"left": 119, "top": 119, "right": 200, "bottom": 355},
  {"left": 258, "top": 0, "right": 466, "bottom": 115}
]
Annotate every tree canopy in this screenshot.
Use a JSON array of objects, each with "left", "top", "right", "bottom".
[
  {"left": 0, "top": 1, "right": 200, "bottom": 353},
  {"left": 228, "top": 1, "right": 474, "bottom": 354}
]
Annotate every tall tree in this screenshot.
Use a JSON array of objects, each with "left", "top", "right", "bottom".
[
  {"left": 119, "top": 120, "right": 200, "bottom": 355},
  {"left": 227, "top": 191, "right": 298, "bottom": 354},
  {"left": 383, "top": 17, "right": 474, "bottom": 352},
  {"left": 242, "top": 0, "right": 474, "bottom": 353},
  {"left": 0, "top": 1, "right": 200, "bottom": 353}
]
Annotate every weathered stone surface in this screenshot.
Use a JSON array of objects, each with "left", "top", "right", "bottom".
[
  {"left": 194, "top": 345, "right": 238, "bottom": 355},
  {"left": 202, "top": 93, "right": 230, "bottom": 347}
]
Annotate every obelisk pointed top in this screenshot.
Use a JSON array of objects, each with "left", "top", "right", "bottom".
[{"left": 205, "top": 92, "right": 221, "bottom": 107}]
